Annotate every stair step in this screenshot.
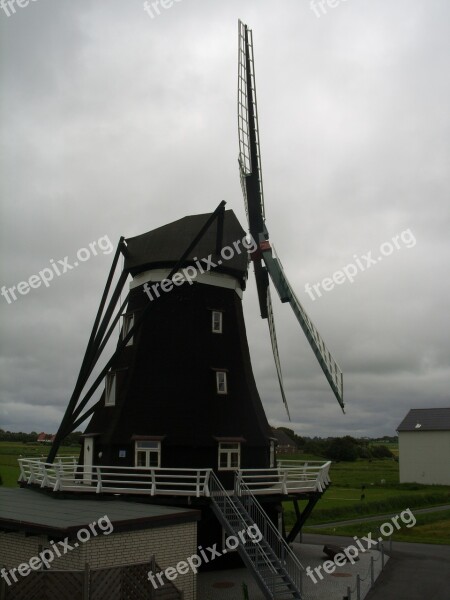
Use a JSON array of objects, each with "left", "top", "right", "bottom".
[{"left": 210, "top": 476, "right": 303, "bottom": 600}]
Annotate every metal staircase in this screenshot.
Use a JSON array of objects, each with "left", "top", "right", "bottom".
[{"left": 209, "top": 472, "right": 308, "bottom": 600}]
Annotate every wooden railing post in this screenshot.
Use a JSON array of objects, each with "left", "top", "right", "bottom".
[
  {"left": 151, "top": 469, "right": 156, "bottom": 496},
  {"left": 96, "top": 467, "right": 102, "bottom": 493},
  {"left": 204, "top": 470, "right": 211, "bottom": 497}
]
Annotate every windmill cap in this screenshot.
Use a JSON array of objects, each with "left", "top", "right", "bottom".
[{"left": 124, "top": 210, "right": 249, "bottom": 283}]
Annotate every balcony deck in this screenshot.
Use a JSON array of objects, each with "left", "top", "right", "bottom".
[{"left": 17, "top": 457, "right": 331, "bottom": 498}]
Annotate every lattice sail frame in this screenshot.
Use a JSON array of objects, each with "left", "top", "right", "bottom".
[
  {"left": 266, "top": 286, "right": 291, "bottom": 419},
  {"left": 267, "top": 246, "right": 344, "bottom": 410},
  {"left": 238, "top": 20, "right": 265, "bottom": 222}
]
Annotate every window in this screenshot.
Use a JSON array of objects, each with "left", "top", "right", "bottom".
[
  {"left": 212, "top": 311, "right": 223, "bottom": 334},
  {"left": 135, "top": 441, "right": 161, "bottom": 468},
  {"left": 216, "top": 371, "right": 227, "bottom": 395},
  {"left": 105, "top": 372, "right": 116, "bottom": 406},
  {"left": 122, "top": 313, "right": 135, "bottom": 346},
  {"left": 218, "top": 442, "right": 240, "bottom": 470}
]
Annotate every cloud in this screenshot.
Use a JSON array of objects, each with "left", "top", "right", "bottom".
[{"left": 1, "top": 0, "right": 449, "bottom": 438}]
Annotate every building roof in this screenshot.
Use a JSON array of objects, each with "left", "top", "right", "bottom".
[
  {"left": 0, "top": 488, "right": 200, "bottom": 536},
  {"left": 397, "top": 408, "right": 450, "bottom": 432},
  {"left": 124, "top": 210, "right": 248, "bottom": 282},
  {"left": 272, "top": 428, "right": 297, "bottom": 447}
]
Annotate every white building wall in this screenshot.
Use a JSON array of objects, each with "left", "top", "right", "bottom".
[{"left": 399, "top": 430, "right": 450, "bottom": 485}]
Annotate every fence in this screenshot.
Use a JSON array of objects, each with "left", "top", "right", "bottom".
[
  {"left": 343, "top": 541, "right": 387, "bottom": 600},
  {"left": 0, "top": 558, "right": 184, "bottom": 600},
  {"left": 18, "top": 457, "right": 331, "bottom": 497}
]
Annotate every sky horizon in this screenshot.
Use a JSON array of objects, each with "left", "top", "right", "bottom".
[{"left": 1, "top": 0, "right": 449, "bottom": 440}]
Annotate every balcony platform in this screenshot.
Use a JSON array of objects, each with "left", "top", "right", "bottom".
[{"left": 18, "top": 457, "right": 331, "bottom": 499}]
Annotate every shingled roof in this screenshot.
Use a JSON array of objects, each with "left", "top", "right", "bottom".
[
  {"left": 124, "top": 210, "right": 248, "bottom": 282},
  {"left": 397, "top": 408, "right": 450, "bottom": 432}
]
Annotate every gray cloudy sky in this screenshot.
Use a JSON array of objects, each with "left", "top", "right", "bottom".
[{"left": 1, "top": 0, "right": 449, "bottom": 439}]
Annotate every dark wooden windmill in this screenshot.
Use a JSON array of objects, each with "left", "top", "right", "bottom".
[{"left": 31, "top": 21, "right": 345, "bottom": 585}]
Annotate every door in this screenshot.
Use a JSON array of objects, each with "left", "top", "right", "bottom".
[{"left": 83, "top": 436, "right": 94, "bottom": 484}]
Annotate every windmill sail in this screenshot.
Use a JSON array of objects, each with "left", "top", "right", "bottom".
[
  {"left": 266, "top": 286, "right": 291, "bottom": 419},
  {"left": 238, "top": 20, "right": 269, "bottom": 319},
  {"left": 262, "top": 244, "right": 344, "bottom": 412},
  {"left": 238, "top": 19, "right": 344, "bottom": 413}
]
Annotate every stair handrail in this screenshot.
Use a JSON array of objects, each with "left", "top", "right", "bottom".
[
  {"left": 210, "top": 472, "right": 309, "bottom": 598},
  {"left": 208, "top": 472, "right": 283, "bottom": 581},
  {"left": 235, "top": 475, "right": 306, "bottom": 572}
]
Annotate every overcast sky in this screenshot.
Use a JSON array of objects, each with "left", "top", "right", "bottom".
[{"left": 1, "top": 0, "right": 449, "bottom": 439}]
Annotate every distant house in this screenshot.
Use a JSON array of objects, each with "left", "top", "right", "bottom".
[
  {"left": 37, "top": 433, "right": 55, "bottom": 443},
  {"left": 271, "top": 429, "right": 298, "bottom": 454},
  {"left": 397, "top": 408, "right": 450, "bottom": 485}
]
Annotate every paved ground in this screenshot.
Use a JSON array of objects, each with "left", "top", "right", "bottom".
[
  {"left": 198, "top": 533, "right": 450, "bottom": 600},
  {"left": 364, "top": 539, "right": 450, "bottom": 600},
  {"left": 197, "top": 538, "right": 386, "bottom": 600}
]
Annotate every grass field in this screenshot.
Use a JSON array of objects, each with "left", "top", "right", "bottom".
[
  {"left": 0, "top": 442, "right": 77, "bottom": 487},
  {"left": 280, "top": 452, "right": 450, "bottom": 544},
  {"left": 304, "top": 509, "right": 450, "bottom": 545},
  {"left": 1, "top": 443, "right": 449, "bottom": 544}
]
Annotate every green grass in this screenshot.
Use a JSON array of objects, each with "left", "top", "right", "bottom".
[
  {"left": 0, "top": 442, "right": 78, "bottom": 488},
  {"left": 279, "top": 452, "right": 450, "bottom": 538},
  {"left": 304, "top": 509, "right": 450, "bottom": 545}
]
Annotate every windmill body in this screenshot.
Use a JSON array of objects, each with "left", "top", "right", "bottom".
[{"left": 82, "top": 210, "right": 275, "bottom": 489}]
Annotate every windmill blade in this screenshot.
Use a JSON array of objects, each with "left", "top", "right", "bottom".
[
  {"left": 238, "top": 20, "right": 269, "bottom": 319},
  {"left": 261, "top": 243, "right": 344, "bottom": 412},
  {"left": 237, "top": 20, "right": 265, "bottom": 236},
  {"left": 266, "top": 286, "right": 291, "bottom": 420}
]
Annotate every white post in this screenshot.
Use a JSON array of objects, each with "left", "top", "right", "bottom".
[{"left": 96, "top": 466, "right": 102, "bottom": 493}]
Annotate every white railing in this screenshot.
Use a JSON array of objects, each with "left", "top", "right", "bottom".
[
  {"left": 209, "top": 471, "right": 306, "bottom": 598},
  {"left": 18, "top": 458, "right": 331, "bottom": 498},
  {"left": 236, "top": 461, "right": 331, "bottom": 495},
  {"left": 18, "top": 458, "right": 211, "bottom": 497},
  {"left": 233, "top": 476, "right": 307, "bottom": 595}
]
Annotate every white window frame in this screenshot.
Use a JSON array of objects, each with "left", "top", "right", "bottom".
[
  {"left": 134, "top": 441, "right": 161, "bottom": 468},
  {"left": 105, "top": 372, "right": 116, "bottom": 406},
  {"left": 212, "top": 311, "right": 223, "bottom": 334},
  {"left": 218, "top": 442, "right": 240, "bottom": 471},
  {"left": 216, "top": 371, "right": 228, "bottom": 395},
  {"left": 122, "top": 313, "right": 135, "bottom": 346}
]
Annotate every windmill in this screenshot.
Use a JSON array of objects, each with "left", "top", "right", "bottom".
[
  {"left": 26, "top": 21, "right": 346, "bottom": 586},
  {"left": 237, "top": 20, "right": 344, "bottom": 418}
]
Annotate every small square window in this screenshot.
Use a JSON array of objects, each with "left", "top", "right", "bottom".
[
  {"left": 212, "top": 311, "right": 223, "bottom": 334},
  {"left": 122, "top": 313, "right": 134, "bottom": 346},
  {"left": 105, "top": 372, "right": 116, "bottom": 406},
  {"left": 216, "top": 371, "right": 227, "bottom": 395}
]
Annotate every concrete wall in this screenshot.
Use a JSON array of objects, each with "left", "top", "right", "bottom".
[
  {"left": 0, "top": 521, "right": 197, "bottom": 600},
  {"left": 399, "top": 430, "right": 450, "bottom": 485}
]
